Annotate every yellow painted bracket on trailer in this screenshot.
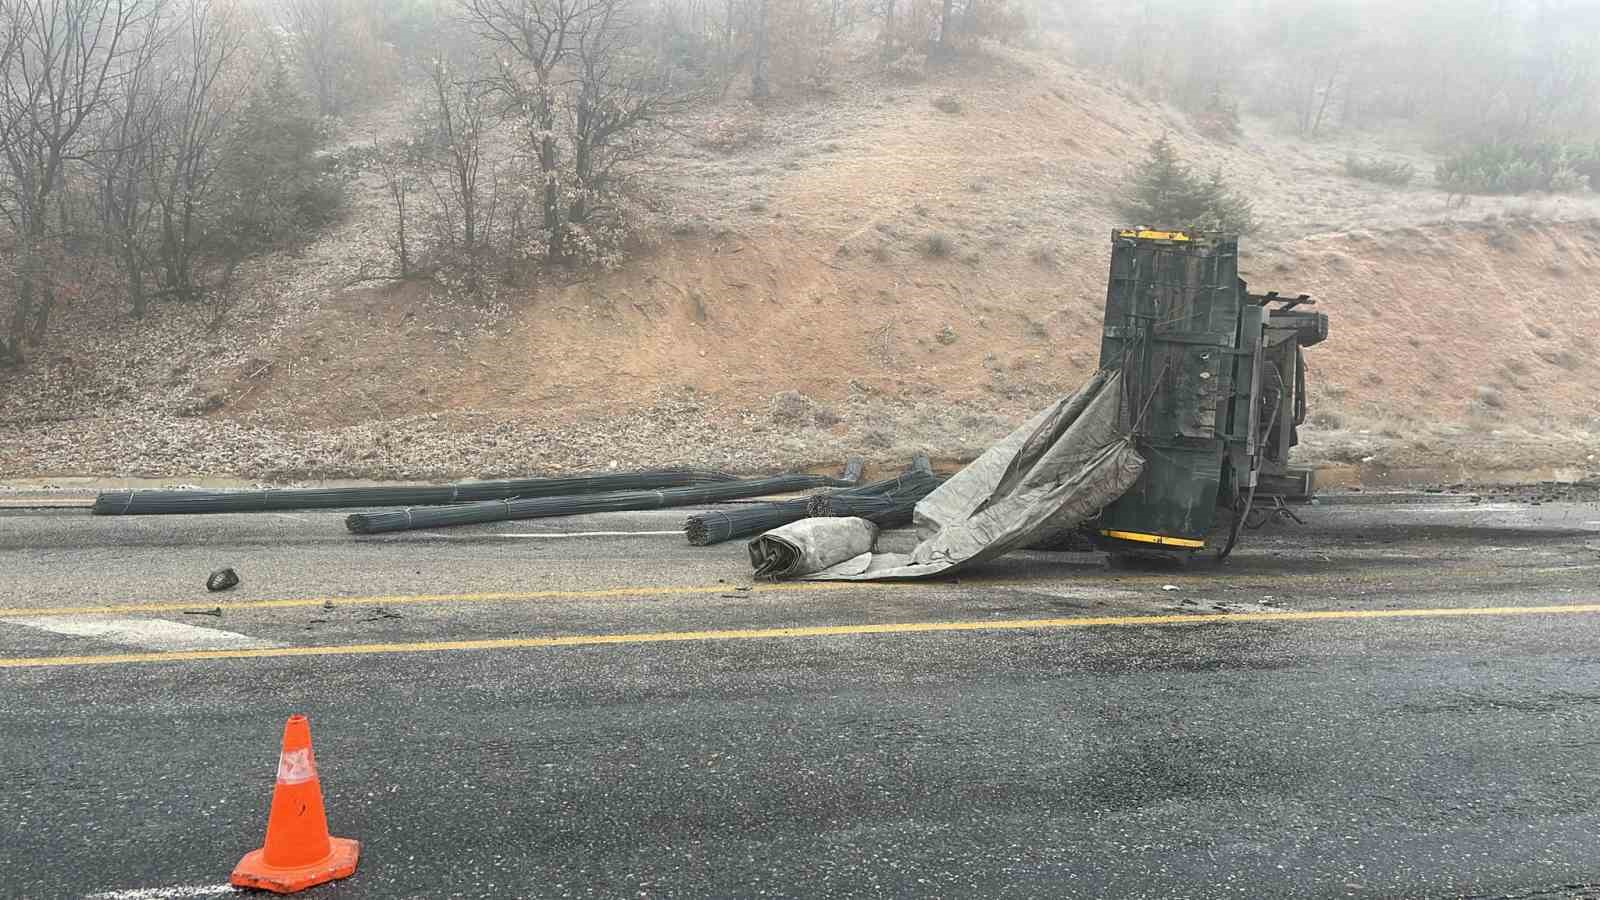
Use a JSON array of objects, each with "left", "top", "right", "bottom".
[
  {"left": 1100, "top": 529, "right": 1206, "bottom": 549},
  {"left": 1116, "top": 229, "right": 1193, "bottom": 242}
]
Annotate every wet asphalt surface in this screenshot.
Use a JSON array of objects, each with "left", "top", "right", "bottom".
[{"left": 3, "top": 493, "right": 1600, "bottom": 898}]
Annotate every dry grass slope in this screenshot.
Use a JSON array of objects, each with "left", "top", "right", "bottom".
[{"left": 3, "top": 42, "right": 1599, "bottom": 481}]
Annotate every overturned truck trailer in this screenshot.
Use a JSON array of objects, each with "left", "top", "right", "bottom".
[
  {"left": 1093, "top": 229, "right": 1328, "bottom": 561},
  {"left": 744, "top": 229, "right": 1326, "bottom": 582}
]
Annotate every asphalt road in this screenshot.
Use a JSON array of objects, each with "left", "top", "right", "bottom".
[{"left": 3, "top": 494, "right": 1600, "bottom": 898}]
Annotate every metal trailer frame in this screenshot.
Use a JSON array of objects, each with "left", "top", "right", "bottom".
[{"left": 1092, "top": 230, "right": 1327, "bottom": 561}]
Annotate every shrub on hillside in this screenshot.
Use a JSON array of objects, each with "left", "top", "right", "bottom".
[
  {"left": 1435, "top": 142, "right": 1596, "bottom": 195},
  {"left": 213, "top": 61, "right": 344, "bottom": 255},
  {"left": 1344, "top": 155, "right": 1415, "bottom": 186},
  {"left": 885, "top": 49, "right": 927, "bottom": 81},
  {"left": 1569, "top": 143, "right": 1600, "bottom": 191},
  {"left": 699, "top": 118, "right": 766, "bottom": 153},
  {"left": 1191, "top": 89, "right": 1242, "bottom": 141},
  {"left": 1117, "top": 135, "right": 1256, "bottom": 234}
]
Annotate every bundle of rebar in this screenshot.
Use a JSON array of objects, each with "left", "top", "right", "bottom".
[
  {"left": 92, "top": 469, "right": 739, "bottom": 516},
  {"left": 806, "top": 492, "right": 926, "bottom": 527},
  {"left": 684, "top": 498, "right": 812, "bottom": 546},
  {"left": 815, "top": 455, "right": 933, "bottom": 501},
  {"left": 684, "top": 466, "right": 943, "bottom": 546},
  {"left": 345, "top": 472, "right": 856, "bottom": 535},
  {"left": 805, "top": 474, "right": 942, "bottom": 527},
  {"left": 824, "top": 471, "right": 939, "bottom": 502}
]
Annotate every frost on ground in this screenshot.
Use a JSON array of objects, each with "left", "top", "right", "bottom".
[{"left": 6, "top": 45, "right": 1600, "bottom": 484}]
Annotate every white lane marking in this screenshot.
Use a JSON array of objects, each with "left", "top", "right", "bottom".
[
  {"left": 4, "top": 617, "right": 281, "bottom": 651},
  {"left": 495, "top": 530, "right": 685, "bottom": 538},
  {"left": 85, "top": 883, "right": 238, "bottom": 899},
  {"left": 1396, "top": 504, "right": 1524, "bottom": 514}
]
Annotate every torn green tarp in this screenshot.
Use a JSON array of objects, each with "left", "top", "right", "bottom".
[{"left": 767, "top": 369, "right": 1144, "bottom": 581}]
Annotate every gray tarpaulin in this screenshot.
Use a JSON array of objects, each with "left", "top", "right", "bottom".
[
  {"left": 755, "top": 369, "right": 1144, "bottom": 581},
  {"left": 748, "top": 517, "right": 879, "bottom": 579}
]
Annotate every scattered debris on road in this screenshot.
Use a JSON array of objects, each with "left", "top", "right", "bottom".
[
  {"left": 206, "top": 568, "right": 240, "bottom": 592},
  {"left": 748, "top": 370, "right": 1142, "bottom": 581}
]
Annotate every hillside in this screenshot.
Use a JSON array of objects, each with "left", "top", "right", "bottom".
[{"left": 3, "top": 43, "right": 1599, "bottom": 484}]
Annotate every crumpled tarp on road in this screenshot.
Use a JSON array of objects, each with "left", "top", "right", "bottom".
[
  {"left": 748, "top": 516, "right": 879, "bottom": 579},
  {"left": 760, "top": 369, "right": 1144, "bottom": 581}
]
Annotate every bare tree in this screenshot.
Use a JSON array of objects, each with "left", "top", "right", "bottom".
[
  {"left": 419, "top": 55, "right": 490, "bottom": 257},
  {"left": 278, "top": 0, "right": 349, "bottom": 116},
  {"left": 1514, "top": 26, "right": 1600, "bottom": 137},
  {"left": 566, "top": 0, "right": 673, "bottom": 250},
  {"left": 828, "top": 0, "right": 852, "bottom": 39},
  {"left": 719, "top": 0, "right": 741, "bottom": 87},
  {"left": 149, "top": 0, "right": 246, "bottom": 303},
  {"left": 460, "top": 0, "right": 623, "bottom": 261},
  {"left": 375, "top": 139, "right": 416, "bottom": 278},
  {"left": 90, "top": 0, "right": 170, "bottom": 318},
  {"left": 456, "top": 0, "right": 610, "bottom": 67},
  {"left": 0, "top": 9, "right": 27, "bottom": 347},
  {"left": 0, "top": 0, "right": 142, "bottom": 365},
  {"left": 750, "top": 0, "right": 767, "bottom": 98},
  {"left": 462, "top": 0, "right": 573, "bottom": 259}
]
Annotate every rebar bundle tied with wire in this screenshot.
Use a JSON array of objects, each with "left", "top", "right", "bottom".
[
  {"left": 805, "top": 475, "right": 942, "bottom": 527},
  {"left": 684, "top": 498, "right": 812, "bottom": 546},
  {"left": 92, "top": 469, "right": 740, "bottom": 516},
  {"left": 683, "top": 466, "right": 943, "bottom": 546},
  {"left": 813, "top": 467, "right": 941, "bottom": 507},
  {"left": 345, "top": 472, "right": 858, "bottom": 535}
]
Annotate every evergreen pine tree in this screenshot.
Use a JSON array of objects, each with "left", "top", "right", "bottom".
[
  {"left": 1198, "top": 167, "right": 1256, "bottom": 233},
  {"left": 1118, "top": 135, "right": 1255, "bottom": 233},
  {"left": 217, "top": 53, "right": 341, "bottom": 252}
]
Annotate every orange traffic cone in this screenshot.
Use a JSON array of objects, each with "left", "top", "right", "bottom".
[{"left": 230, "top": 714, "right": 360, "bottom": 894}]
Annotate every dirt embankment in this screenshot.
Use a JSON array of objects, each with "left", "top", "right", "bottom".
[{"left": 2, "top": 43, "right": 1599, "bottom": 482}]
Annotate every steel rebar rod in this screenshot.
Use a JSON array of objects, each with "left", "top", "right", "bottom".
[
  {"left": 345, "top": 472, "right": 858, "bottom": 535},
  {"left": 93, "top": 469, "right": 740, "bottom": 516}
]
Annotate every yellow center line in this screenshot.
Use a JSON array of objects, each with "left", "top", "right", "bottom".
[
  {"left": 5, "top": 603, "right": 1600, "bottom": 669},
  {"left": 4, "top": 561, "right": 1589, "bottom": 620},
  {"left": 0, "top": 581, "right": 864, "bottom": 618}
]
